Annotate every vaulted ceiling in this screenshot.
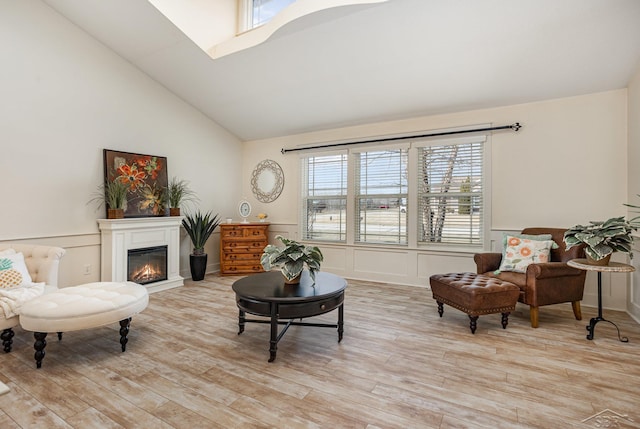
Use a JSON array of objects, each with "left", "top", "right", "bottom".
[{"left": 44, "top": 0, "right": 640, "bottom": 141}]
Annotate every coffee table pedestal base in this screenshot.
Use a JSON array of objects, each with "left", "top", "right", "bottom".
[{"left": 238, "top": 299, "right": 344, "bottom": 362}]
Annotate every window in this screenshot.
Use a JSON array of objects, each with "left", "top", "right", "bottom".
[
  {"left": 301, "top": 153, "right": 347, "bottom": 242},
  {"left": 243, "top": 0, "right": 297, "bottom": 30},
  {"left": 300, "top": 132, "right": 489, "bottom": 248},
  {"left": 355, "top": 149, "right": 408, "bottom": 244},
  {"left": 417, "top": 137, "right": 486, "bottom": 246}
]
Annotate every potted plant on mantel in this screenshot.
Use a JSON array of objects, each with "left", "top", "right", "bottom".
[
  {"left": 182, "top": 210, "right": 220, "bottom": 281},
  {"left": 260, "top": 235, "right": 323, "bottom": 284},
  {"left": 88, "top": 180, "right": 129, "bottom": 219},
  {"left": 564, "top": 216, "right": 636, "bottom": 265},
  {"left": 166, "top": 176, "right": 198, "bottom": 216}
]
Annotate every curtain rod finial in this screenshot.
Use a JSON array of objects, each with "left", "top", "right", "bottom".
[{"left": 512, "top": 122, "right": 522, "bottom": 131}]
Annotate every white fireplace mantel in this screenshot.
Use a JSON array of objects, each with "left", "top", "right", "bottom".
[{"left": 98, "top": 217, "right": 184, "bottom": 293}]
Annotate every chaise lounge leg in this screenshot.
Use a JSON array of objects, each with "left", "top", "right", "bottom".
[
  {"left": 119, "top": 318, "right": 131, "bottom": 352},
  {"left": 1, "top": 328, "right": 14, "bottom": 353},
  {"left": 34, "top": 332, "right": 47, "bottom": 368},
  {"left": 571, "top": 301, "right": 582, "bottom": 321},
  {"left": 529, "top": 306, "right": 539, "bottom": 328}
]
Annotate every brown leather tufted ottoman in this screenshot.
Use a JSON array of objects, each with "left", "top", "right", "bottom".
[{"left": 429, "top": 272, "right": 520, "bottom": 334}]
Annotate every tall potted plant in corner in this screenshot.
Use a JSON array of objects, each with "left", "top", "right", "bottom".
[
  {"left": 261, "top": 235, "right": 323, "bottom": 284},
  {"left": 182, "top": 210, "right": 220, "bottom": 281},
  {"left": 166, "top": 176, "right": 198, "bottom": 216},
  {"left": 564, "top": 216, "right": 635, "bottom": 265}
]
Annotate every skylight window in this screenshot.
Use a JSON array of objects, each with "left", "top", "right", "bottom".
[
  {"left": 248, "top": 0, "right": 297, "bottom": 30},
  {"left": 150, "top": 0, "right": 388, "bottom": 59}
]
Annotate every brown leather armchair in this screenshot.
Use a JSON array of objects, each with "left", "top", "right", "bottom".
[{"left": 473, "top": 228, "right": 586, "bottom": 328}]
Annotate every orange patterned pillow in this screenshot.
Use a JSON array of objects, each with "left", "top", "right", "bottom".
[{"left": 498, "top": 235, "right": 556, "bottom": 273}]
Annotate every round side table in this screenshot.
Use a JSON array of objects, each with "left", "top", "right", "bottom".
[{"left": 567, "top": 259, "right": 634, "bottom": 342}]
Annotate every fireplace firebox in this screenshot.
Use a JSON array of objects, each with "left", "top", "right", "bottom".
[{"left": 127, "top": 246, "right": 168, "bottom": 285}]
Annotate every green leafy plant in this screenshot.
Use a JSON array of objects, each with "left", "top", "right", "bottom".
[
  {"left": 182, "top": 210, "right": 220, "bottom": 255},
  {"left": 564, "top": 216, "right": 635, "bottom": 261},
  {"left": 624, "top": 196, "right": 640, "bottom": 227},
  {"left": 261, "top": 235, "right": 323, "bottom": 282},
  {"left": 88, "top": 180, "right": 129, "bottom": 210},
  {"left": 166, "top": 176, "right": 198, "bottom": 209}
]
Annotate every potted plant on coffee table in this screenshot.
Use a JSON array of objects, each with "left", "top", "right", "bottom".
[
  {"left": 564, "top": 216, "right": 636, "bottom": 265},
  {"left": 166, "top": 176, "right": 198, "bottom": 216},
  {"left": 182, "top": 210, "right": 220, "bottom": 281},
  {"left": 260, "top": 235, "right": 323, "bottom": 284}
]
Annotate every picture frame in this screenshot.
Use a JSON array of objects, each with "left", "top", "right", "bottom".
[{"left": 103, "top": 149, "right": 168, "bottom": 218}]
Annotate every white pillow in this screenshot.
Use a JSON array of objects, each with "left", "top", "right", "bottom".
[
  {"left": 0, "top": 248, "right": 16, "bottom": 257},
  {"left": 498, "top": 235, "right": 556, "bottom": 273},
  {"left": 0, "top": 252, "right": 33, "bottom": 285}
]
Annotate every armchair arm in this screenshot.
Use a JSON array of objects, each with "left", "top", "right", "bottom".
[
  {"left": 526, "top": 262, "right": 583, "bottom": 280},
  {"left": 474, "top": 252, "right": 502, "bottom": 274}
]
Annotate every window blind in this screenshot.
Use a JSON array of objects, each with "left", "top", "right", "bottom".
[
  {"left": 301, "top": 153, "right": 347, "bottom": 241},
  {"left": 417, "top": 139, "right": 484, "bottom": 245},
  {"left": 355, "top": 149, "right": 408, "bottom": 244}
]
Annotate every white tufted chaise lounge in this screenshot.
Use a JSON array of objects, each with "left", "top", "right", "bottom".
[
  {"left": 0, "top": 243, "right": 66, "bottom": 353},
  {"left": 20, "top": 281, "right": 149, "bottom": 368}
]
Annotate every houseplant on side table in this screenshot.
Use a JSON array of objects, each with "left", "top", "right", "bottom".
[
  {"left": 260, "top": 235, "right": 323, "bottom": 284},
  {"left": 564, "top": 216, "right": 635, "bottom": 265},
  {"left": 182, "top": 210, "right": 220, "bottom": 281}
]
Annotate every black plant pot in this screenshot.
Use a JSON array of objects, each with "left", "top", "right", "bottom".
[{"left": 190, "top": 253, "right": 208, "bottom": 281}]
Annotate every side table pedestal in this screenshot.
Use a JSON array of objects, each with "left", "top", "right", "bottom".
[{"left": 568, "top": 259, "right": 634, "bottom": 343}]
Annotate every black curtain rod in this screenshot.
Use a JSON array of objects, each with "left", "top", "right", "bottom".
[{"left": 281, "top": 122, "right": 521, "bottom": 154}]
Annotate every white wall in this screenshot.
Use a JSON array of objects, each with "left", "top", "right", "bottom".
[
  {"left": 0, "top": 1, "right": 242, "bottom": 285},
  {"left": 243, "top": 90, "right": 630, "bottom": 309},
  {"left": 1, "top": 1, "right": 635, "bottom": 315},
  {"left": 628, "top": 66, "right": 640, "bottom": 322},
  {"left": 148, "top": 0, "right": 237, "bottom": 51}
]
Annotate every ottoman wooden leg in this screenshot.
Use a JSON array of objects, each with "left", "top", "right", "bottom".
[
  {"left": 436, "top": 301, "right": 444, "bottom": 317},
  {"left": 501, "top": 312, "right": 510, "bottom": 329},
  {"left": 468, "top": 315, "right": 478, "bottom": 334},
  {"left": 1, "top": 328, "right": 14, "bottom": 353},
  {"left": 119, "top": 318, "right": 131, "bottom": 352},
  {"left": 34, "top": 332, "right": 47, "bottom": 369}
]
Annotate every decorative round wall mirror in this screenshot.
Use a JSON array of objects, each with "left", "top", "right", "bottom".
[{"left": 251, "top": 159, "right": 284, "bottom": 203}]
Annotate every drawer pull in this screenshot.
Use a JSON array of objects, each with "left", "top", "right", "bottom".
[{"left": 320, "top": 304, "right": 326, "bottom": 310}]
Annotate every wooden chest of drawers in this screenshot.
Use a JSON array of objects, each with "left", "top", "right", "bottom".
[{"left": 220, "top": 223, "right": 269, "bottom": 275}]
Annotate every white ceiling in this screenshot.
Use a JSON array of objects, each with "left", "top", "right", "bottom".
[{"left": 43, "top": 0, "right": 640, "bottom": 141}]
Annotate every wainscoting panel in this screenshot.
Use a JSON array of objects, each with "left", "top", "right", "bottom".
[
  {"left": 0, "top": 233, "right": 101, "bottom": 287},
  {"left": 416, "top": 252, "right": 476, "bottom": 281},
  {"left": 353, "top": 248, "right": 408, "bottom": 276},
  {"left": 3, "top": 225, "right": 633, "bottom": 312},
  {"left": 321, "top": 246, "right": 348, "bottom": 272}
]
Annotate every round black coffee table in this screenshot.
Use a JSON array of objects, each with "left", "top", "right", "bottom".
[{"left": 232, "top": 270, "right": 346, "bottom": 362}]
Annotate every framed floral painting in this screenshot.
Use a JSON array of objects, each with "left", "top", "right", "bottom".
[{"left": 103, "top": 149, "right": 168, "bottom": 217}]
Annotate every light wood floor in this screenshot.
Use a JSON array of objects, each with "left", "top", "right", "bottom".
[{"left": 1, "top": 274, "right": 640, "bottom": 428}]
